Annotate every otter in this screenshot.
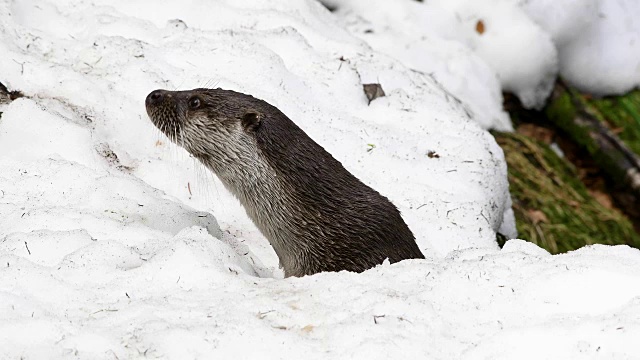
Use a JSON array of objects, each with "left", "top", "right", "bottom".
[{"left": 145, "top": 88, "right": 424, "bottom": 277}]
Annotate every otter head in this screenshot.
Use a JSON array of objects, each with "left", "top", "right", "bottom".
[{"left": 145, "top": 88, "right": 264, "bottom": 173}]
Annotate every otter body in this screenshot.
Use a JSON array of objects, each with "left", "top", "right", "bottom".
[{"left": 145, "top": 88, "right": 424, "bottom": 277}]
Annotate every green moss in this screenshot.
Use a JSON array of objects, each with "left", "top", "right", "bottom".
[
  {"left": 546, "top": 86, "right": 640, "bottom": 183},
  {"left": 590, "top": 90, "right": 640, "bottom": 155},
  {"left": 545, "top": 90, "right": 576, "bottom": 123},
  {"left": 495, "top": 132, "right": 640, "bottom": 253},
  {"left": 546, "top": 89, "right": 601, "bottom": 155}
]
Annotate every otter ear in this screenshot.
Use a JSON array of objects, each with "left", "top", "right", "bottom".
[{"left": 241, "top": 110, "right": 262, "bottom": 133}]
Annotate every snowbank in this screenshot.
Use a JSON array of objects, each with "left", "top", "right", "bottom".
[
  {"left": 0, "top": 0, "right": 514, "bottom": 257},
  {"left": 326, "top": 0, "right": 557, "bottom": 113},
  {"left": 328, "top": 0, "right": 640, "bottom": 115},
  {"left": 1, "top": 0, "right": 639, "bottom": 358},
  {"left": 325, "top": 0, "right": 515, "bottom": 131},
  {"left": 518, "top": 0, "right": 640, "bottom": 95},
  {"left": 2, "top": 234, "right": 640, "bottom": 359}
]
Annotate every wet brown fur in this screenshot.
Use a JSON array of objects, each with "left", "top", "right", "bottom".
[{"left": 145, "top": 88, "right": 424, "bottom": 277}]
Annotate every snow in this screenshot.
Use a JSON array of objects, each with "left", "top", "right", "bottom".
[
  {"left": 328, "top": 0, "right": 558, "bottom": 113},
  {"left": 0, "top": 0, "right": 639, "bottom": 359},
  {"left": 326, "top": 0, "right": 515, "bottom": 131},
  {"left": 329, "top": 0, "right": 640, "bottom": 113},
  {"left": 517, "top": 0, "right": 640, "bottom": 96}
]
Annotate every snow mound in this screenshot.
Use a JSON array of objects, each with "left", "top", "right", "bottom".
[
  {"left": 431, "top": 0, "right": 558, "bottom": 109},
  {"left": 329, "top": 0, "right": 640, "bottom": 115},
  {"left": 517, "top": 0, "right": 640, "bottom": 95},
  {"left": 2, "top": 238, "right": 640, "bottom": 359},
  {"left": 329, "top": 0, "right": 558, "bottom": 115},
  {"left": 327, "top": 0, "right": 514, "bottom": 130},
  {"left": 0, "top": 0, "right": 515, "bottom": 257}
]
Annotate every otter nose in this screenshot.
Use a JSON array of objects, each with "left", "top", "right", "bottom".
[{"left": 146, "top": 90, "right": 166, "bottom": 106}]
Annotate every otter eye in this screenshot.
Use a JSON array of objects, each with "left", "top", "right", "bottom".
[{"left": 188, "top": 97, "right": 201, "bottom": 109}]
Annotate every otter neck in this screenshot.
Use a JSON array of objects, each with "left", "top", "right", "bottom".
[{"left": 197, "top": 152, "right": 305, "bottom": 275}]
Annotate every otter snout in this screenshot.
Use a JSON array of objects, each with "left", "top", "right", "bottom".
[
  {"left": 145, "top": 89, "right": 182, "bottom": 141},
  {"left": 146, "top": 89, "right": 168, "bottom": 107}
]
